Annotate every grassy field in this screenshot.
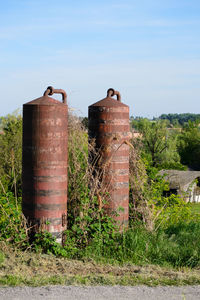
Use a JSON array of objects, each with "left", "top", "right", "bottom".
[
  {"left": 0, "top": 243, "right": 200, "bottom": 287},
  {"left": 1, "top": 220, "right": 200, "bottom": 287}
]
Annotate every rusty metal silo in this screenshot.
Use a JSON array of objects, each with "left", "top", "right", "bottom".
[
  {"left": 22, "top": 86, "right": 68, "bottom": 243},
  {"left": 88, "top": 88, "right": 130, "bottom": 229}
]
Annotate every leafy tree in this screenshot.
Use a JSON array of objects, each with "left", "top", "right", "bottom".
[
  {"left": 134, "top": 119, "right": 183, "bottom": 169},
  {"left": 178, "top": 121, "right": 200, "bottom": 170}
]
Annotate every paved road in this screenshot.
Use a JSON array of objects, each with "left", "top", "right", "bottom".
[{"left": 0, "top": 285, "right": 200, "bottom": 300}]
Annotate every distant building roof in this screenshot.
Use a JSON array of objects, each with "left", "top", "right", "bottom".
[{"left": 159, "top": 170, "right": 200, "bottom": 190}]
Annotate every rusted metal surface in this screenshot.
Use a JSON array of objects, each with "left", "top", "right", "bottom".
[
  {"left": 88, "top": 88, "right": 130, "bottom": 229},
  {"left": 22, "top": 86, "right": 68, "bottom": 243},
  {"left": 44, "top": 86, "right": 67, "bottom": 104}
]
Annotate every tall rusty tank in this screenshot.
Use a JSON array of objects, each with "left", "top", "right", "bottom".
[
  {"left": 22, "top": 86, "right": 68, "bottom": 243},
  {"left": 88, "top": 88, "right": 130, "bottom": 229}
]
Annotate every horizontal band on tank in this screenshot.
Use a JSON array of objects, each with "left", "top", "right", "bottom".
[
  {"left": 32, "top": 175, "right": 67, "bottom": 182},
  {"left": 111, "top": 187, "right": 129, "bottom": 195},
  {"left": 103, "top": 184, "right": 129, "bottom": 193},
  {"left": 23, "top": 202, "right": 67, "bottom": 211},
  {"left": 23, "top": 132, "right": 68, "bottom": 140},
  {"left": 112, "top": 182, "right": 129, "bottom": 188},
  {"left": 23, "top": 123, "right": 67, "bottom": 132},
  {"left": 108, "top": 144, "right": 130, "bottom": 151},
  {"left": 22, "top": 163, "right": 68, "bottom": 171},
  {"left": 36, "top": 139, "right": 67, "bottom": 148},
  {"left": 23, "top": 112, "right": 67, "bottom": 123},
  {"left": 32, "top": 163, "right": 67, "bottom": 169},
  {"left": 23, "top": 134, "right": 67, "bottom": 142},
  {"left": 89, "top": 131, "right": 131, "bottom": 140},
  {"left": 23, "top": 208, "right": 66, "bottom": 219},
  {"left": 23, "top": 141, "right": 67, "bottom": 149},
  {"left": 23, "top": 103, "right": 68, "bottom": 109},
  {"left": 89, "top": 119, "right": 130, "bottom": 126},
  {"left": 109, "top": 156, "right": 129, "bottom": 162},
  {"left": 22, "top": 194, "right": 67, "bottom": 204},
  {"left": 43, "top": 224, "right": 66, "bottom": 232},
  {"left": 105, "top": 169, "right": 129, "bottom": 175},
  {"left": 36, "top": 116, "right": 67, "bottom": 124},
  {"left": 89, "top": 125, "right": 130, "bottom": 133},
  {"left": 95, "top": 142, "right": 130, "bottom": 150},
  {"left": 114, "top": 183, "right": 129, "bottom": 189},
  {"left": 89, "top": 106, "right": 129, "bottom": 113},
  {"left": 112, "top": 198, "right": 129, "bottom": 208},
  {"left": 103, "top": 175, "right": 129, "bottom": 182},
  {"left": 97, "top": 158, "right": 129, "bottom": 167},
  {"left": 102, "top": 149, "right": 129, "bottom": 158},
  {"left": 29, "top": 217, "right": 63, "bottom": 225},
  {"left": 23, "top": 181, "right": 67, "bottom": 191},
  {"left": 88, "top": 112, "right": 129, "bottom": 121},
  {"left": 23, "top": 189, "right": 67, "bottom": 196},
  {"left": 22, "top": 158, "right": 67, "bottom": 166},
  {"left": 25, "top": 220, "right": 66, "bottom": 232},
  {"left": 23, "top": 146, "right": 67, "bottom": 156},
  {"left": 22, "top": 156, "right": 68, "bottom": 164},
  {"left": 100, "top": 145, "right": 129, "bottom": 152},
  {"left": 107, "top": 162, "right": 129, "bottom": 169},
  {"left": 24, "top": 220, "right": 66, "bottom": 235}
]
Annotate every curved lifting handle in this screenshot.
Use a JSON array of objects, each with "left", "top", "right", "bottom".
[
  {"left": 43, "top": 86, "right": 67, "bottom": 104},
  {"left": 107, "top": 88, "right": 121, "bottom": 102}
]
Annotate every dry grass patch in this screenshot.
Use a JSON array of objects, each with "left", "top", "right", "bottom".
[{"left": 0, "top": 243, "right": 200, "bottom": 286}]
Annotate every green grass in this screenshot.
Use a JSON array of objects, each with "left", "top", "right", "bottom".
[
  {"left": 0, "top": 251, "right": 4, "bottom": 265},
  {"left": 1, "top": 272, "right": 200, "bottom": 287},
  {"left": 190, "top": 203, "right": 200, "bottom": 215},
  {"left": 81, "top": 222, "right": 200, "bottom": 268},
  {"left": 1, "top": 221, "right": 200, "bottom": 287}
]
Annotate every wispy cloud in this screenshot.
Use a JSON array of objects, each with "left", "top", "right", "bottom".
[
  {"left": 1, "top": 58, "right": 200, "bottom": 117},
  {"left": 0, "top": 0, "right": 199, "bottom": 117}
]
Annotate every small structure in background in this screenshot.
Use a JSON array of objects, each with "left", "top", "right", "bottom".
[
  {"left": 160, "top": 170, "right": 200, "bottom": 203},
  {"left": 22, "top": 86, "right": 68, "bottom": 244},
  {"left": 88, "top": 88, "right": 131, "bottom": 229}
]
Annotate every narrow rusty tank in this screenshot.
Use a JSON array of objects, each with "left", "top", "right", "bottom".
[
  {"left": 22, "top": 86, "right": 68, "bottom": 243},
  {"left": 88, "top": 88, "right": 130, "bottom": 229}
]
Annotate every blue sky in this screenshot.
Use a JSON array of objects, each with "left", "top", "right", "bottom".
[{"left": 0, "top": 0, "right": 200, "bottom": 118}]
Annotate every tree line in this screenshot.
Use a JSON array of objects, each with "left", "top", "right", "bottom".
[{"left": 158, "top": 113, "right": 200, "bottom": 126}]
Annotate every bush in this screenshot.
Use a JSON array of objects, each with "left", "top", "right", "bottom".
[
  {"left": 0, "top": 191, "right": 27, "bottom": 247},
  {"left": 0, "top": 112, "right": 200, "bottom": 270},
  {"left": 0, "top": 112, "right": 22, "bottom": 196}
]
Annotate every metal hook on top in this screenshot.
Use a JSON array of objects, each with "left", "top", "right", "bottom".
[
  {"left": 107, "top": 88, "right": 121, "bottom": 102},
  {"left": 43, "top": 86, "right": 67, "bottom": 104}
]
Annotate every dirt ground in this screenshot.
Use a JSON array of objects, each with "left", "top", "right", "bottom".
[{"left": 0, "top": 285, "right": 200, "bottom": 300}]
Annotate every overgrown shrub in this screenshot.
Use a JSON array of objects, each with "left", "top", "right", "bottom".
[
  {"left": 0, "top": 112, "right": 22, "bottom": 196},
  {"left": 0, "top": 191, "right": 27, "bottom": 246},
  {"left": 0, "top": 112, "right": 200, "bottom": 270}
]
